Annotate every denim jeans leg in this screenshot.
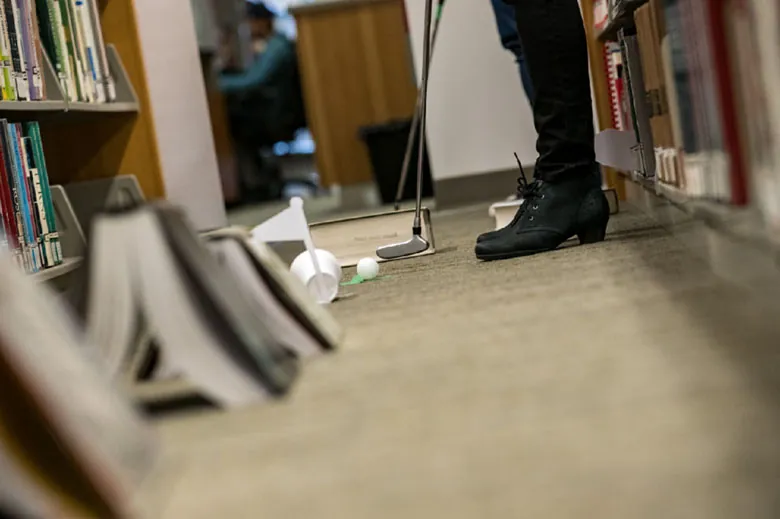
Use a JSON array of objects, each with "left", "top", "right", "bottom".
[
  {"left": 489, "top": 0, "right": 534, "bottom": 103},
  {"left": 508, "top": 0, "right": 596, "bottom": 182}
]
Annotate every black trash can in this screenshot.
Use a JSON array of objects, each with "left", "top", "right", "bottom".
[{"left": 359, "top": 118, "right": 434, "bottom": 205}]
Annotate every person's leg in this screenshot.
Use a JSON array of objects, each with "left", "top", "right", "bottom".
[
  {"left": 475, "top": 0, "right": 609, "bottom": 260},
  {"left": 489, "top": 0, "right": 534, "bottom": 104}
]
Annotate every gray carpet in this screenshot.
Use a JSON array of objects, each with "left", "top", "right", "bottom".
[{"left": 151, "top": 204, "right": 780, "bottom": 519}]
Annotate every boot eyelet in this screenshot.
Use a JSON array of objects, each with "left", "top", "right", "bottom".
[
  {"left": 529, "top": 216, "right": 535, "bottom": 221},
  {"left": 532, "top": 205, "right": 538, "bottom": 210}
]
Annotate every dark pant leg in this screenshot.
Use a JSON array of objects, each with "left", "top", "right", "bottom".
[
  {"left": 508, "top": 0, "right": 596, "bottom": 182},
  {"left": 489, "top": 0, "right": 535, "bottom": 104}
]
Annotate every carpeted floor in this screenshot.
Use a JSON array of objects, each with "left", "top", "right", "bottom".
[{"left": 151, "top": 204, "right": 780, "bottom": 519}]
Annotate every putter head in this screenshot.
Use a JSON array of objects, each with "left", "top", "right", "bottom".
[{"left": 376, "top": 234, "right": 429, "bottom": 260}]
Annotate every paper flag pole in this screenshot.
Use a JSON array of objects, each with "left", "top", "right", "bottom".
[{"left": 251, "top": 197, "right": 329, "bottom": 302}]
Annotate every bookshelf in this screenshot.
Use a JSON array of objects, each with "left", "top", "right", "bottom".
[
  {"left": 585, "top": 0, "right": 780, "bottom": 285},
  {"left": 583, "top": 0, "right": 626, "bottom": 199},
  {"left": 0, "top": 0, "right": 167, "bottom": 282},
  {"left": 0, "top": 44, "right": 139, "bottom": 113},
  {"left": 28, "top": 0, "right": 165, "bottom": 200}
]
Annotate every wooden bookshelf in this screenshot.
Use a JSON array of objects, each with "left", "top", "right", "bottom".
[
  {"left": 0, "top": 0, "right": 167, "bottom": 282},
  {"left": 582, "top": 0, "right": 626, "bottom": 199},
  {"left": 25, "top": 0, "right": 167, "bottom": 201}
]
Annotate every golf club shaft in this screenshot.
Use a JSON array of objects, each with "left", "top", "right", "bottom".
[
  {"left": 394, "top": 1, "right": 446, "bottom": 209},
  {"left": 414, "top": 0, "right": 435, "bottom": 232}
]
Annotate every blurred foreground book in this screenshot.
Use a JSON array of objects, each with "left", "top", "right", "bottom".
[{"left": 0, "top": 248, "right": 156, "bottom": 518}]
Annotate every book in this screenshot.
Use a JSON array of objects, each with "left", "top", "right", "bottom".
[
  {"left": 0, "top": 138, "right": 20, "bottom": 266},
  {"left": 71, "top": 0, "right": 97, "bottom": 102},
  {"left": 49, "top": 0, "right": 76, "bottom": 101},
  {"left": 22, "top": 136, "right": 53, "bottom": 266},
  {"left": 56, "top": 0, "right": 84, "bottom": 101},
  {"left": 0, "top": 2, "right": 15, "bottom": 100},
  {"left": 0, "top": 123, "right": 26, "bottom": 270},
  {"left": 25, "top": 121, "right": 61, "bottom": 264},
  {"left": 85, "top": 0, "right": 113, "bottom": 101},
  {"left": 11, "top": 123, "right": 41, "bottom": 267},
  {"left": 28, "top": 0, "right": 45, "bottom": 99},
  {"left": 18, "top": 133, "right": 43, "bottom": 267},
  {"left": 78, "top": 203, "right": 300, "bottom": 407},
  {"left": 1, "top": 121, "right": 37, "bottom": 271},
  {"left": 0, "top": 248, "right": 157, "bottom": 517},
  {"left": 16, "top": 0, "right": 42, "bottom": 99},
  {"left": 4, "top": 0, "right": 28, "bottom": 101},
  {"left": 206, "top": 227, "right": 343, "bottom": 358}
]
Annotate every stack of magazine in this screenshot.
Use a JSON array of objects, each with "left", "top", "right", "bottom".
[{"left": 70, "top": 202, "right": 342, "bottom": 408}]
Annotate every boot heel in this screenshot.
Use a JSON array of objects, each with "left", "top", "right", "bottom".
[{"left": 577, "top": 221, "right": 608, "bottom": 244}]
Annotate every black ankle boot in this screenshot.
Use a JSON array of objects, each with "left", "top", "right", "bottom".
[
  {"left": 474, "top": 175, "right": 610, "bottom": 261},
  {"left": 477, "top": 154, "right": 532, "bottom": 244}
]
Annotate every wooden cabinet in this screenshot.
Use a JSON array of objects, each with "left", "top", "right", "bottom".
[{"left": 290, "top": 0, "right": 417, "bottom": 187}]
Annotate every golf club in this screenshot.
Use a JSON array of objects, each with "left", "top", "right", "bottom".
[
  {"left": 393, "top": 0, "right": 447, "bottom": 211},
  {"left": 377, "top": 0, "right": 435, "bottom": 260}
]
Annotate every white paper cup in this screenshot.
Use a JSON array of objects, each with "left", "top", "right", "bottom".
[{"left": 290, "top": 249, "right": 342, "bottom": 304}]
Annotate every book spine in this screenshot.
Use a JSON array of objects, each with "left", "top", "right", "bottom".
[
  {"left": 16, "top": 0, "right": 40, "bottom": 100},
  {"left": 4, "top": 0, "right": 27, "bottom": 100},
  {"left": 604, "top": 42, "right": 622, "bottom": 130},
  {"left": 67, "top": 0, "right": 92, "bottom": 102},
  {"left": 662, "top": 0, "right": 697, "bottom": 153},
  {"left": 29, "top": 0, "right": 44, "bottom": 99},
  {"left": 24, "top": 121, "right": 60, "bottom": 264},
  {"left": 75, "top": 0, "right": 101, "bottom": 102},
  {"left": 49, "top": 0, "right": 74, "bottom": 101},
  {"left": 2, "top": 120, "right": 33, "bottom": 270},
  {"left": 0, "top": 198, "right": 7, "bottom": 252},
  {"left": 22, "top": 136, "right": 52, "bottom": 266},
  {"left": 0, "top": 2, "right": 15, "bottom": 100},
  {"left": 56, "top": 0, "right": 82, "bottom": 101},
  {"left": 702, "top": 0, "right": 748, "bottom": 205},
  {"left": 16, "top": 135, "right": 42, "bottom": 268},
  {"left": 0, "top": 134, "right": 21, "bottom": 264},
  {"left": 85, "top": 0, "right": 112, "bottom": 101},
  {"left": 14, "top": 124, "right": 40, "bottom": 268},
  {"left": 0, "top": 124, "right": 26, "bottom": 270}
]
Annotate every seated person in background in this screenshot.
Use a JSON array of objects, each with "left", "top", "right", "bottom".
[{"left": 219, "top": 1, "right": 305, "bottom": 201}]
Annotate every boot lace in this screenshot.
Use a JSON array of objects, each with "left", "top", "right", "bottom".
[{"left": 509, "top": 153, "right": 543, "bottom": 225}]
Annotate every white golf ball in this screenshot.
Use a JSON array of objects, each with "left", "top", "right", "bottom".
[{"left": 357, "top": 257, "right": 379, "bottom": 280}]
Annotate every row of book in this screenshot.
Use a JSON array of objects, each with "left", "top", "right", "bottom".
[
  {"left": 0, "top": 119, "right": 62, "bottom": 274},
  {"left": 599, "top": 0, "right": 780, "bottom": 231},
  {"left": 1, "top": 199, "right": 344, "bottom": 515},
  {"left": 0, "top": 0, "right": 116, "bottom": 103}
]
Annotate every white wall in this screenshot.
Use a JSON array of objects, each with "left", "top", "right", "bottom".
[
  {"left": 134, "top": 0, "right": 228, "bottom": 230},
  {"left": 404, "top": 0, "right": 537, "bottom": 181}
]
